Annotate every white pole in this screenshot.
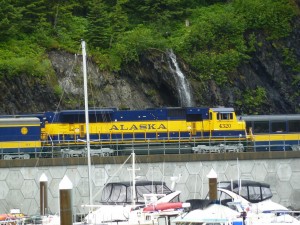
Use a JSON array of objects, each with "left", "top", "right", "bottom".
[
  {"left": 39, "top": 173, "right": 48, "bottom": 216},
  {"left": 237, "top": 158, "right": 241, "bottom": 195},
  {"left": 132, "top": 152, "right": 136, "bottom": 207},
  {"left": 82, "top": 40, "right": 92, "bottom": 205}
]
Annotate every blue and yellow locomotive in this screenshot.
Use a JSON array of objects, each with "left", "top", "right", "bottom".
[{"left": 41, "top": 107, "right": 246, "bottom": 145}]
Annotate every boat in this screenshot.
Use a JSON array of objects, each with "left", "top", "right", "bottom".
[
  {"left": 217, "top": 180, "right": 300, "bottom": 225},
  {"left": 21, "top": 214, "right": 60, "bottom": 225},
  {"left": 126, "top": 190, "right": 190, "bottom": 225},
  {"left": 0, "top": 209, "right": 27, "bottom": 224},
  {"left": 82, "top": 180, "right": 181, "bottom": 224},
  {"left": 217, "top": 180, "right": 292, "bottom": 213},
  {"left": 173, "top": 180, "right": 300, "bottom": 225}
]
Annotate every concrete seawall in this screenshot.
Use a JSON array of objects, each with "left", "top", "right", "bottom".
[{"left": 0, "top": 152, "right": 299, "bottom": 215}]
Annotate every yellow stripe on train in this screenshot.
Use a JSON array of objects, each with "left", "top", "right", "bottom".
[
  {"left": 0, "top": 141, "right": 41, "bottom": 149},
  {"left": 253, "top": 133, "right": 300, "bottom": 141}
]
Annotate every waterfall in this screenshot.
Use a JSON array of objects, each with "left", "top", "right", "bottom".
[{"left": 167, "top": 49, "right": 193, "bottom": 107}]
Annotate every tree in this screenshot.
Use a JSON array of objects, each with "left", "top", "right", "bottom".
[
  {"left": 0, "top": 0, "right": 23, "bottom": 40},
  {"left": 109, "top": 1, "right": 129, "bottom": 46},
  {"left": 86, "top": 0, "right": 111, "bottom": 48},
  {"left": 123, "top": 0, "right": 184, "bottom": 24},
  {"left": 16, "top": 0, "right": 48, "bottom": 34}
]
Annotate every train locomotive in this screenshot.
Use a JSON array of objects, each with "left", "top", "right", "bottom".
[{"left": 1, "top": 107, "right": 299, "bottom": 159}]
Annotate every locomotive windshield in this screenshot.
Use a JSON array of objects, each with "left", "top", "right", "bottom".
[{"left": 217, "top": 112, "right": 233, "bottom": 120}]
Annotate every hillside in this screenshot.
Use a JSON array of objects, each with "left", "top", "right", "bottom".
[{"left": 0, "top": 0, "right": 300, "bottom": 115}]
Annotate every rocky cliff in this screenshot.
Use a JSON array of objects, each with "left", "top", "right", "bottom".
[{"left": 1, "top": 19, "right": 300, "bottom": 115}]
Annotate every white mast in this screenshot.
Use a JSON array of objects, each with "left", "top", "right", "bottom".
[
  {"left": 127, "top": 151, "right": 139, "bottom": 207},
  {"left": 132, "top": 152, "right": 136, "bottom": 207},
  {"left": 82, "top": 40, "right": 93, "bottom": 205}
]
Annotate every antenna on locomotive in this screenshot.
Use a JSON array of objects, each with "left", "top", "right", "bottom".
[{"left": 81, "top": 40, "right": 93, "bottom": 206}]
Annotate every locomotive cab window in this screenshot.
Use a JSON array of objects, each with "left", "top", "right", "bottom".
[{"left": 217, "top": 113, "right": 233, "bottom": 120}]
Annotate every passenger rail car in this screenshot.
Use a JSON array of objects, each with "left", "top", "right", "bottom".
[
  {"left": 241, "top": 114, "right": 300, "bottom": 151},
  {"left": 0, "top": 117, "right": 41, "bottom": 159}
]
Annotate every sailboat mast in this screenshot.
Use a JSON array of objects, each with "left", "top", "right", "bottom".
[
  {"left": 132, "top": 152, "right": 136, "bottom": 207},
  {"left": 82, "top": 40, "right": 93, "bottom": 205}
]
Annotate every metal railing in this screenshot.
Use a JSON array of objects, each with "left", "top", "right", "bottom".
[{"left": 0, "top": 135, "right": 299, "bottom": 159}]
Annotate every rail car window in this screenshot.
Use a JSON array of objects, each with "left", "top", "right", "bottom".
[
  {"left": 271, "top": 121, "right": 286, "bottom": 133},
  {"left": 217, "top": 113, "right": 233, "bottom": 120},
  {"left": 288, "top": 120, "right": 300, "bottom": 132},
  {"left": 186, "top": 114, "right": 203, "bottom": 122},
  {"left": 253, "top": 121, "right": 269, "bottom": 133}
]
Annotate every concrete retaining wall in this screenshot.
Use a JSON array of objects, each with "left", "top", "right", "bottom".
[{"left": 0, "top": 153, "right": 299, "bottom": 215}]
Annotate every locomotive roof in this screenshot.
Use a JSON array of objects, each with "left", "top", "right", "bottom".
[
  {"left": 240, "top": 114, "right": 300, "bottom": 121},
  {"left": 211, "top": 107, "right": 235, "bottom": 112},
  {"left": 0, "top": 117, "right": 40, "bottom": 125}
]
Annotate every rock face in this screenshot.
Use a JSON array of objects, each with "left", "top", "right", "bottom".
[
  {"left": 48, "top": 49, "right": 194, "bottom": 111},
  {"left": 0, "top": 19, "right": 300, "bottom": 115},
  {"left": 0, "top": 73, "right": 58, "bottom": 114}
]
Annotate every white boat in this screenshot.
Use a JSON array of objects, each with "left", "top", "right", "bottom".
[
  {"left": 173, "top": 180, "right": 300, "bottom": 225},
  {"left": 81, "top": 180, "right": 185, "bottom": 225},
  {"left": 217, "top": 180, "right": 300, "bottom": 225},
  {"left": 217, "top": 180, "right": 293, "bottom": 214}
]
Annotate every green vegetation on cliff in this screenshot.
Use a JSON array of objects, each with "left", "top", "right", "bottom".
[{"left": 0, "top": 0, "right": 298, "bottom": 83}]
